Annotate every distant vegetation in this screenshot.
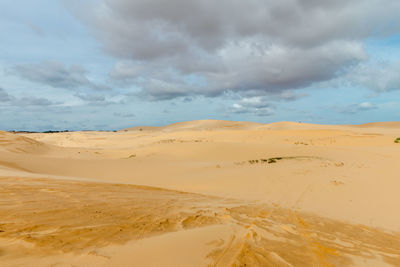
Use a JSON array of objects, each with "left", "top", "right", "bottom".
[
  {"left": 42, "top": 130, "right": 70, "bottom": 133},
  {"left": 9, "top": 130, "right": 118, "bottom": 134},
  {"left": 9, "top": 130, "right": 70, "bottom": 134},
  {"left": 395, "top": 138, "right": 400, "bottom": 143}
]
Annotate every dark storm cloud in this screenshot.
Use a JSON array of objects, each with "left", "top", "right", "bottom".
[
  {"left": 11, "top": 61, "right": 110, "bottom": 91},
  {"left": 66, "top": 0, "right": 400, "bottom": 99}
]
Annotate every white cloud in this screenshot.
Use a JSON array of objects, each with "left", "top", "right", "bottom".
[
  {"left": 338, "top": 102, "right": 378, "bottom": 114},
  {"left": 231, "top": 96, "right": 274, "bottom": 116},
  {"left": 347, "top": 61, "right": 400, "bottom": 92}
]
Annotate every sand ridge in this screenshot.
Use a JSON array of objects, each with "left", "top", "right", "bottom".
[{"left": 354, "top": 121, "right": 400, "bottom": 129}]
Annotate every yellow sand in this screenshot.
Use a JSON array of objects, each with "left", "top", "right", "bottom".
[{"left": 0, "top": 120, "right": 399, "bottom": 266}]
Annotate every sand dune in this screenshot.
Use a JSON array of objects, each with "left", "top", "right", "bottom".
[
  {"left": 123, "top": 119, "right": 264, "bottom": 132},
  {"left": 355, "top": 121, "right": 400, "bottom": 129},
  {"left": 0, "top": 130, "right": 49, "bottom": 154},
  {"left": 1, "top": 121, "right": 400, "bottom": 266}
]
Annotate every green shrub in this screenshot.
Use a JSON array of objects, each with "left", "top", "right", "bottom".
[{"left": 395, "top": 138, "right": 400, "bottom": 143}]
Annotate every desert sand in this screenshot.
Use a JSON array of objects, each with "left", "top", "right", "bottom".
[{"left": 0, "top": 120, "right": 400, "bottom": 266}]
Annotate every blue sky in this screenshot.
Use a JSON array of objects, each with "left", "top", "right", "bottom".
[{"left": 0, "top": 0, "right": 399, "bottom": 131}]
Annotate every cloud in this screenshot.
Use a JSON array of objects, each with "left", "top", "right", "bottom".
[
  {"left": 28, "top": 22, "right": 45, "bottom": 37},
  {"left": 0, "top": 87, "right": 56, "bottom": 107},
  {"left": 66, "top": 0, "right": 400, "bottom": 100},
  {"left": 75, "top": 93, "right": 106, "bottom": 102},
  {"left": 338, "top": 102, "right": 378, "bottom": 114},
  {"left": 0, "top": 87, "right": 14, "bottom": 102},
  {"left": 11, "top": 61, "right": 110, "bottom": 91},
  {"left": 347, "top": 61, "right": 400, "bottom": 92},
  {"left": 110, "top": 61, "right": 203, "bottom": 100},
  {"left": 12, "top": 96, "right": 54, "bottom": 107},
  {"left": 113, "top": 112, "right": 135, "bottom": 118},
  {"left": 276, "top": 91, "right": 309, "bottom": 102},
  {"left": 74, "top": 92, "right": 123, "bottom": 107},
  {"left": 231, "top": 97, "right": 274, "bottom": 117}
]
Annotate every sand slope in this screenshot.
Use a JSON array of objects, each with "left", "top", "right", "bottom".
[
  {"left": 1, "top": 177, "right": 399, "bottom": 267},
  {"left": 0, "top": 130, "right": 49, "bottom": 154},
  {"left": 1, "top": 121, "right": 400, "bottom": 266}
]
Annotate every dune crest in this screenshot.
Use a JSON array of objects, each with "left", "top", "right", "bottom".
[{"left": 355, "top": 121, "right": 400, "bottom": 128}]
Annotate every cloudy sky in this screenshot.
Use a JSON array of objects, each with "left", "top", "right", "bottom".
[{"left": 1, "top": 0, "right": 400, "bottom": 131}]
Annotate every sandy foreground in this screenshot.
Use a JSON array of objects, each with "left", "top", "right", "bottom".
[{"left": 0, "top": 120, "right": 399, "bottom": 266}]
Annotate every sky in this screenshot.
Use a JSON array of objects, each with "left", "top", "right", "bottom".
[{"left": 0, "top": 0, "right": 399, "bottom": 131}]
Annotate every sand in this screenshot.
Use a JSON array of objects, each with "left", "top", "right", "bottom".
[{"left": 0, "top": 120, "right": 399, "bottom": 266}]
